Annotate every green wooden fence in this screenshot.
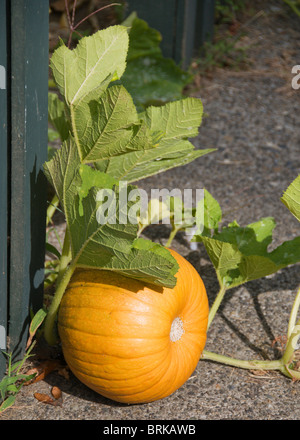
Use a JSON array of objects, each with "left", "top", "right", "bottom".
[
  {"left": 0, "top": 0, "right": 8, "bottom": 380},
  {"left": 0, "top": 0, "right": 49, "bottom": 379},
  {"left": 124, "top": 0, "right": 216, "bottom": 69}
]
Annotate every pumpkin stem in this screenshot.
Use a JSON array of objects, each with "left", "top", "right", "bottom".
[{"left": 170, "top": 317, "right": 185, "bottom": 342}]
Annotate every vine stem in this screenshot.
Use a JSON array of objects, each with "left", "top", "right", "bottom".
[
  {"left": 44, "top": 227, "right": 74, "bottom": 346},
  {"left": 43, "top": 260, "right": 77, "bottom": 346},
  {"left": 72, "top": 3, "right": 121, "bottom": 32},
  {"left": 201, "top": 350, "right": 284, "bottom": 371},
  {"left": 65, "top": 0, "right": 121, "bottom": 48},
  {"left": 165, "top": 226, "right": 178, "bottom": 248},
  {"left": 46, "top": 194, "right": 60, "bottom": 226},
  {"left": 287, "top": 284, "right": 300, "bottom": 338},
  {"left": 202, "top": 319, "right": 300, "bottom": 379},
  {"left": 55, "top": 226, "right": 72, "bottom": 287},
  {"left": 202, "top": 286, "right": 300, "bottom": 379},
  {"left": 207, "top": 284, "right": 227, "bottom": 330},
  {"left": 282, "top": 318, "right": 300, "bottom": 366}
]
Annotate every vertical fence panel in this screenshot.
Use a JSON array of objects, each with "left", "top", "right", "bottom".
[
  {"left": 0, "top": 0, "right": 8, "bottom": 378},
  {"left": 8, "top": 1, "right": 49, "bottom": 362},
  {"left": 195, "top": 0, "right": 216, "bottom": 50},
  {"left": 124, "top": 0, "right": 177, "bottom": 60},
  {"left": 175, "top": 0, "right": 197, "bottom": 69},
  {"left": 124, "top": 0, "right": 215, "bottom": 69}
]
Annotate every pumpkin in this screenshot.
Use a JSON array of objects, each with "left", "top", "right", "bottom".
[{"left": 58, "top": 249, "right": 209, "bottom": 404}]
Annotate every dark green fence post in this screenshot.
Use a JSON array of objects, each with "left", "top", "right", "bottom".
[
  {"left": 0, "top": 0, "right": 49, "bottom": 376},
  {"left": 195, "top": 0, "right": 216, "bottom": 50},
  {"left": 0, "top": 0, "right": 8, "bottom": 379}
]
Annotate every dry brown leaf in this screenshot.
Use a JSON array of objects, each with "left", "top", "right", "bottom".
[
  {"left": 51, "top": 386, "right": 62, "bottom": 400},
  {"left": 24, "top": 360, "right": 63, "bottom": 385},
  {"left": 34, "top": 392, "right": 62, "bottom": 407},
  {"left": 34, "top": 392, "right": 55, "bottom": 404}
]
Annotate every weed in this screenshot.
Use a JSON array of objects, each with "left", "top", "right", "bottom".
[
  {"left": 0, "top": 309, "right": 47, "bottom": 413},
  {"left": 0, "top": 343, "right": 37, "bottom": 413},
  {"left": 193, "top": 34, "right": 251, "bottom": 74},
  {"left": 215, "top": 0, "right": 247, "bottom": 24}
]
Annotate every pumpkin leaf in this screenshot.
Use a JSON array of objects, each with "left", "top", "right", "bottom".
[
  {"left": 95, "top": 98, "right": 215, "bottom": 182},
  {"left": 194, "top": 190, "right": 300, "bottom": 289},
  {"left": 281, "top": 175, "right": 300, "bottom": 222},
  {"left": 48, "top": 28, "right": 212, "bottom": 185},
  {"left": 71, "top": 174, "right": 178, "bottom": 287},
  {"left": 132, "top": 237, "right": 179, "bottom": 277},
  {"left": 50, "top": 26, "right": 153, "bottom": 165},
  {"left": 141, "top": 97, "right": 203, "bottom": 140},
  {"left": 43, "top": 142, "right": 178, "bottom": 287},
  {"left": 48, "top": 92, "right": 70, "bottom": 142},
  {"left": 122, "top": 56, "right": 192, "bottom": 111},
  {"left": 121, "top": 15, "right": 193, "bottom": 111},
  {"left": 77, "top": 164, "right": 118, "bottom": 216},
  {"left": 72, "top": 85, "right": 152, "bottom": 163},
  {"left": 96, "top": 141, "right": 213, "bottom": 183},
  {"left": 123, "top": 12, "right": 162, "bottom": 61},
  {"left": 50, "top": 25, "right": 129, "bottom": 106},
  {"left": 43, "top": 138, "right": 82, "bottom": 211},
  {"left": 201, "top": 188, "right": 223, "bottom": 234}
]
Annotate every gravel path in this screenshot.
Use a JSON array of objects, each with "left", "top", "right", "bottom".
[{"left": 1, "top": 0, "right": 300, "bottom": 421}]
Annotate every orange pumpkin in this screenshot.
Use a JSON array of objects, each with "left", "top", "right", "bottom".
[{"left": 58, "top": 249, "right": 209, "bottom": 404}]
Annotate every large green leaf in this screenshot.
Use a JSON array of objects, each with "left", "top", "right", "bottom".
[
  {"left": 72, "top": 85, "right": 152, "bottom": 162},
  {"left": 43, "top": 138, "right": 81, "bottom": 209},
  {"left": 96, "top": 140, "right": 213, "bottom": 183},
  {"left": 49, "top": 27, "right": 210, "bottom": 184},
  {"left": 43, "top": 142, "right": 178, "bottom": 287},
  {"left": 121, "top": 57, "right": 193, "bottom": 111},
  {"left": 140, "top": 97, "right": 204, "bottom": 141},
  {"left": 72, "top": 177, "right": 179, "bottom": 287},
  {"left": 190, "top": 188, "right": 223, "bottom": 238},
  {"left": 281, "top": 175, "right": 300, "bottom": 222},
  {"left": 95, "top": 98, "right": 215, "bottom": 182},
  {"left": 50, "top": 27, "right": 156, "bottom": 164},
  {"left": 194, "top": 190, "right": 300, "bottom": 289},
  {"left": 48, "top": 92, "right": 70, "bottom": 142},
  {"left": 50, "top": 25, "right": 129, "bottom": 106},
  {"left": 121, "top": 15, "right": 193, "bottom": 110},
  {"left": 123, "top": 12, "right": 162, "bottom": 61}
]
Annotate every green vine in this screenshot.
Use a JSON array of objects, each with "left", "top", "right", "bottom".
[{"left": 202, "top": 285, "right": 300, "bottom": 380}]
